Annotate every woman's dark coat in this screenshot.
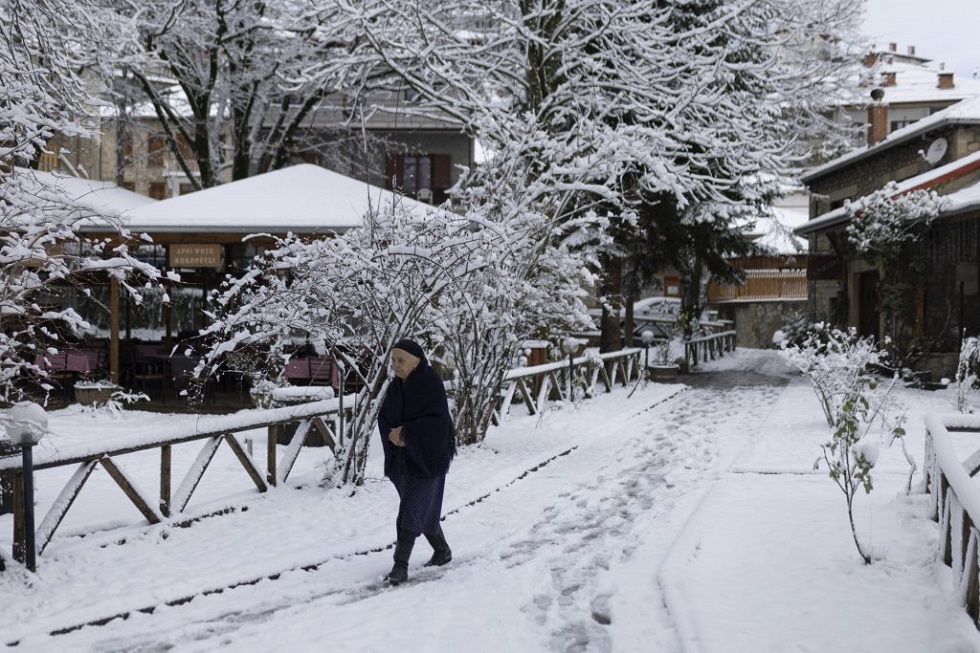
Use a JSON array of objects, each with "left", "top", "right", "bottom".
[{"left": 377, "top": 357, "right": 455, "bottom": 535}]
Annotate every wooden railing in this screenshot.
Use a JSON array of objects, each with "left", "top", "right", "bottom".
[
  {"left": 493, "top": 348, "right": 642, "bottom": 424},
  {"left": 0, "top": 396, "right": 354, "bottom": 566},
  {"left": 684, "top": 331, "right": 737, "bottom": 369},
  {"left": 708, "top": 269, "right": 807, "bottom": 302},
  {"left": 923, "top": 413, "right": 980, "bottom": 625}
]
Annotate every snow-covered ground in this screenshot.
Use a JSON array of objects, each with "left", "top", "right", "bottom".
[{"left": 1, "top": 349, "right": 978, "bottom": 652}]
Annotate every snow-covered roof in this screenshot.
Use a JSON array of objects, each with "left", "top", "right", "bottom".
[
  {"left": 796, "top": 149, "right": 980, "bottom": 235},
  {"left": 110, "top": 164, "right": 433, "bottom": 234},
  {"left": 15, "top": 169, "right": 156, "bottom": 215},
  {"left": 861, "top": 58, "right": 980, "bottom": 105},
  {"left": 802, "top": 95, "right": 980, "bottom": 183}
]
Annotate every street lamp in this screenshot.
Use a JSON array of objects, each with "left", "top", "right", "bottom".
[
  {"left": 5, "top": 402, "right": 47, "bottom": 572},
  {"left": 641, "top": 330, "right": 655, "bottom": 377},
  {"left": 561, "top": 337, "right": 580, "bottom": 402}
]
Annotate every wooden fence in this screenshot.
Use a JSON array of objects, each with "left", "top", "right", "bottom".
[
  {"left": 707, "top": 269, "right": 807, "bottom": 302},
  {"left": 684, "top": 331, "right": 737, "bottom": 369},
  {"left": 923, "top": 412, "right": 980, "bottom": 626},
  {"left": 0, "top": 348, "right": 647, "bottom": 568},
  {"left": 493, "top": 348, "right": 643, "bottom": 424},
  {"left": 0, "top": 397, "right": 354, "bottom": 566}
]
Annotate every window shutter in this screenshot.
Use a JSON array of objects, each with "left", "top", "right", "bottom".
[{"left": 432, "top": 154, "right": 452, "bottom": 189}]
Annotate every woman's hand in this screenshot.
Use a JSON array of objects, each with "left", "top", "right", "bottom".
[{"left": 389, "top": 426, "right": 406, "bottom": 447}]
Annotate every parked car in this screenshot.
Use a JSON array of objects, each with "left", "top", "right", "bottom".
[
  {"left": 630, "top": 297, "right": 681, "bottom": 321},
  {"left": 612, "top": 296, "right": 679, "bottom": 340}
]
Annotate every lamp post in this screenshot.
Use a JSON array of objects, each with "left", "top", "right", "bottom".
[
  {"left": 562, "top": 337, "right": 580, "bottom": 402},
  {"left": 5, "top": 402, "right": 47, "bottom": 572},
  {"left": 641, "top": 329, "right": 655, "bottom": 378}
]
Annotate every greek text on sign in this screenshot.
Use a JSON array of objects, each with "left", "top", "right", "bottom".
[{"left": 170, "top": 244, "right": 221, "bottom": 268}]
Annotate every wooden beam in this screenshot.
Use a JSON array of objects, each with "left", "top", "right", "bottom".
[
  {"left": 267, "top": 425, "right": 277, "bottom": 487},
  {"left": 170, "top": 437, "right": 222, "bottom": 514},
  {"left": 223, "top": 434, "right": 267, "bottom": 492},
  {"left": 160, "top": 445, "right": 171, "bottom": 517},
  {"left": 37, "top": 461, "right": 98, "bottom": 555},
  {"left": 109, "top": 277, "right": 120, "bottom": 383},
  {"left": 99, "top": 457, "right": 161, "bottom": 524}
]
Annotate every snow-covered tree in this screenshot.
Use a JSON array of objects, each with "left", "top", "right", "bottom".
[
  {"left": 199, "top": 197, "right": 591, "bottom": 484},
  {"left": 0, "top": 0, "right": 166, "bottom": 402},
  {"left": 336, "top": 0, "right": 864, "bottom": 348},
  {"left": 103, "top": 0, "right": 374, "bottom": 189},
  {"left": 780, "top": 324, "right": 908, "bottom": 564}
]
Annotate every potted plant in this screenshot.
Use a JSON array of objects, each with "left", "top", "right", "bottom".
[
  {"left": 73, "top": 376, "right": 122, "bottom": 406},
  {"left": 648, "top": 329, "right": 681, "bottom": 383}
]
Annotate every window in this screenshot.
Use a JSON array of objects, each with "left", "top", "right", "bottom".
[
  {"left": 133, "top": 244, "right": 167, "bottom": 269},
  {"left": 147, "top": 134, "right": 167, "bottom": 166},
  {"left": 890, "top": 120, "right": 915, "bottom": 132},
  {"left": 226, "top": 243, "right": 270, "bottom": 275},
  {"left": 402, "top": 155, "right": 432, "bottom": 194},
  {"left": 384, "top": 153, "right": 452, "bottom": 203}
]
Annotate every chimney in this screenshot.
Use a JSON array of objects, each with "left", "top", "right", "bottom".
[
  {"left": 938, "top": 71, "right": 955, "bottom": 89},
  {"left": 863, "top": 52, "right": 878, "bottom": 68},
  {"left": 881, "top": 71, "right": 897, "bottom": 86},
  {"left": 868, "top": 88, "right": 888, "bottom": 147},
  {"left": 908, "top": 45, "right": 916, "bottom": 56},
  {"left": 888, "top": 42, "right": 897, "bottom": 52}
]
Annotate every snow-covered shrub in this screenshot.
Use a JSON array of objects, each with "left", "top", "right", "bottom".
[
  {"left": 773, "top": 313, "right": 817, "bottom": 349},
  {"left": 779, "top": 325, "right": 907, "bottom": 564},
  {"left": 956, "top": 337, "right": 980, "bottom": 413},
  {"left": 200, "top": 195, "right": 593, "bottom": 484}
]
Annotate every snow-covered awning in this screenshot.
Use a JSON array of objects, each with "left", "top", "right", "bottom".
[
  {"left": 85, "top": 164, "right": 434, "bottom": 235},
  {"left": 11, "top": 168, "right": 157, "bottom": 216}
]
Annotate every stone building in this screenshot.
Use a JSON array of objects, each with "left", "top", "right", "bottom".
[{"left": 797, "top": 94, "right": 980, "bottom": 378}]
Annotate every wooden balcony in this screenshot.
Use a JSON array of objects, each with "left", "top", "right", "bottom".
[{"left": 708, "top": 269, "right": 807, "bottom": 302}]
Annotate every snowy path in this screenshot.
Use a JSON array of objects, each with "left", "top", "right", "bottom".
[{"left": 4, "top": 363, "right": 792, "bottom": 652}]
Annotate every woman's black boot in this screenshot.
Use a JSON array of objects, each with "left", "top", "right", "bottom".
[
  {"left": 423, "top": 526, "right": 452, "bottom": 567},
  {"left": 385, "top": 533, "right": 415, "bottom": 585}
]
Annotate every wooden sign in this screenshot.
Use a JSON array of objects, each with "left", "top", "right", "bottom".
[{"left": 169, "top": 243, "right": 221, "bottom": 268}]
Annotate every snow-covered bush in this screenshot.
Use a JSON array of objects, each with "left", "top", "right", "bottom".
[
  {"left": 845, "top": 183, "right": 945, "bottom": 256},
  {"left": 200, "top": 197, "right": 592, "bottom": 484},
  {"left": 956, "top": 337, "right": 980, "bottom": 413},
  {"left": 779, "top": 325, "right": 907, "bottom": 564}
]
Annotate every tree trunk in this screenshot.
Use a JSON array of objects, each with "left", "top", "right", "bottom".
[{"left": 599, "top": 257, "right": 623, "bottom": 352}]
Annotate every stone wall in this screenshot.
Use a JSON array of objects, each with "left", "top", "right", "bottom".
[{"left": 711, "top": 300, "right": 808, "bottom": 350}]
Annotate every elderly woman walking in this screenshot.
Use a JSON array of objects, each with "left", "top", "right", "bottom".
[{"left": 377, "top": 339, "right": 456, "bottom": 585}]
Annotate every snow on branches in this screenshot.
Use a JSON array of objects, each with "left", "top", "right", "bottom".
[
  {"left": 1, "top": 1, "right": 166, "bottom": 402},
  {"left": 200, "top": 198, "right": 592, "bottom": 485},
  {"left": 844, "top": 182, "right": 947, "bottom": 258}
]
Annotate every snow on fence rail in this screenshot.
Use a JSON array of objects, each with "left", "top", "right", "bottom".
[
  {"left": 0, "top": 396, "right": 355, "bottom": 567},
  {"left": 492, "top": 348, "right": 643, "bottom": 423},
  {"left": 923, "top": 412, "right": 980, "bottom": 625},
  {"left": 684, "top": 331, "right": 737, "bottom": 369},
  {"left": 0, "top": 348, "right": 643, "bottom": 569}
]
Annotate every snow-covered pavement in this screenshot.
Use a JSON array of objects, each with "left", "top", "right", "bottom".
[{"left": 1, "top": 349, "right": 978, "bottom": 652}]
